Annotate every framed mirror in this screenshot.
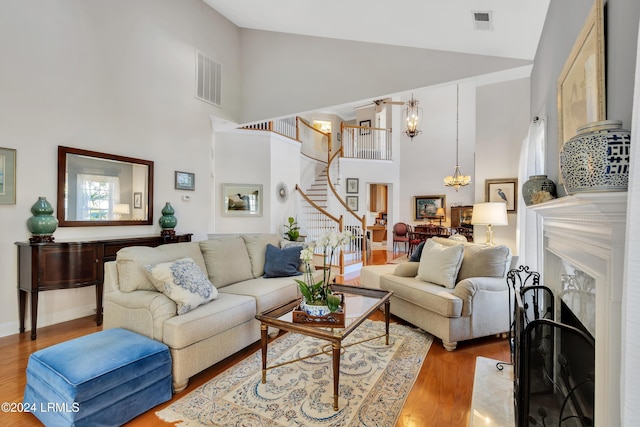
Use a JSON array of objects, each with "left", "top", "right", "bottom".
[{"left": 57, "top": 146, "right": 154, "bottom": 226}]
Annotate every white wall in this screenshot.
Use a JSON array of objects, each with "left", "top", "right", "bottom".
[
  {"left": 0, "top": 0, "right": 240, "bottom": 337},
  {"left": 475, "top": 77, "right": 531, "bottom": 250},
  {"left": 238, "top": 29, "right": 531, "bottom": 123},
  {"left": 212, "top": 130, "right": 302, "bottom": 236},
  {"left": 399, "top": 83, "right": 476, "bottom": 228}
]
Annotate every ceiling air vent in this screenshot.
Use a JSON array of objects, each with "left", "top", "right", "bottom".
[
  {"left": 472, "top": 11, "right": 493, "bottom": 31},
  {"left": 196, "top": 50, "right": 222, "bottom": 107}
]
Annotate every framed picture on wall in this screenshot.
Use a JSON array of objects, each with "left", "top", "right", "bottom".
[
  {"left": 557, "top": 0, "right": 605, "bottom": 145},
  {"left": 413, "top": 195, "right": 445, "bottom": 221},
  {"left": 222, "top": 183, "right": 263, "bottom": 216},
  {"left": 0, "top": 147, "right": 16, "bottom": 204},
  {"left": 359, "top": 120, "right": 371, "bottom": 136},
  {"left": 346, "top": 196, "right": 358, "bottom": 211},
  {"left": 485, "top": 178, "right": 518, "bottom": 213},
  {"left": 133, "top": 192, "right": 143, "bottom": 209},
  {"left": 346, "top": 178, "right": 359, "bottom": 194},
  {"left": 175, "top": 171, "right": 195, "bottom": 190}
]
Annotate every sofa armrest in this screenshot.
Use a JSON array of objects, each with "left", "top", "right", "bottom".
[
  {"left": 104, "top": 288, "right": 177, "bottom": 341},
  {"left": 393, "top": 262, "right": 419, "bottom": 277},
  {"left": 453, "top": 277, "right": 508, "bottom": 316}
]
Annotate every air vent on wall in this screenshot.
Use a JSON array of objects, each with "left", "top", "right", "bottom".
[
  {"left": 196, "top": 50, "right": 222, "bottom": 106},
  {"left": 472, "top": 11, "right": 493, "bottom": 31}
]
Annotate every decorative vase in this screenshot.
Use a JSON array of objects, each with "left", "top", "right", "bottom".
[
  {"left": 159, "top": 202, "right": 177, "bottom": 236},
  {"left": 300, "top": 299, "right": 332, "bottom": 317},
  {"left": 522, "top": 175, "right": 556, "bottom": 206},
  {"left": 27, "top": 196, "right": 58, "bottom": 242},
  {"left": 559, "top": 120, "right": 631, "bottom": 194}
]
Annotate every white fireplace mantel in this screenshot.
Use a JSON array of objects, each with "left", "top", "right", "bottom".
[{"left": 530, "top": 192, "right": 628, "bottom": 427}]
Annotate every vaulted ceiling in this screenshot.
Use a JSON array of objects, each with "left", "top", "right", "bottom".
[{"left": 203, "top": 0, "right": 550, "bottom": 60}]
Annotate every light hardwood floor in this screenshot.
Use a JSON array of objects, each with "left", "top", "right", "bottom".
[{"left": 1, "top": 249, "right": 509, "bottom": 426}]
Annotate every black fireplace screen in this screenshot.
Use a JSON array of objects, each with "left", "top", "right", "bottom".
[{"left": 515, "top": 287, "right": 595, "bottom": 426}]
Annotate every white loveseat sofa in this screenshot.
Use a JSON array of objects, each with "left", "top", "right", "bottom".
[
  {"left": 360, "top": 237, "right": 512, "bottom": 351},
  {"left": 103, "top": 234, "right": 319, "bottom": 392}
]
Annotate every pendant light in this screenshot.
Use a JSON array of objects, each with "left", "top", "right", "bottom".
[
  {"left": 403, "top": 94, "right": 422, "bottom": 140},
  {"left": 444, "top": 85, "right": 471, "bottom": 191}
]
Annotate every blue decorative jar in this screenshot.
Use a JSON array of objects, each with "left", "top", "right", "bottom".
[
  {"left": 560, "top": 120, "right": 630, "bottom": 194},
  {"left": 159, "top": 202, "right": 177, "bottom": 231},
  {"left": 27, "top": 197, "right": 58, "bottom": 242}
]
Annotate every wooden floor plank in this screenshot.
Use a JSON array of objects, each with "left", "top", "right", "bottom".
[{"left": 0, "top": 249, "right": 509, "bottom": 426}]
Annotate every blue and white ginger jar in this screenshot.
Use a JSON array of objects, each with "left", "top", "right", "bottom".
[{"left": 559, "top": 120, "right": 630, "bottom": 194}]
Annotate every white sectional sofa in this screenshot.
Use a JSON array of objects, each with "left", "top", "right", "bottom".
[
  {"left": 103, "top": 234, "right": 319, "bottom": 392},
  {"left": 360, "top": 237, "right": 513, "bottom": 351}
]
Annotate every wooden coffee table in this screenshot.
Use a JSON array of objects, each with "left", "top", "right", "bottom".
[{"left": 255, "top": 284, "right": 392, "bottom": 411}]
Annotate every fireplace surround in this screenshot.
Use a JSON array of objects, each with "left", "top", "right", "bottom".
[{"left": 529, "top": 192, "right": 627, "bottom": 427}]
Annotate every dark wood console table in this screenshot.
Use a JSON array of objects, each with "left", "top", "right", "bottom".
[{"left": 16, "top": 233, "right": 192, "bottom": 340}]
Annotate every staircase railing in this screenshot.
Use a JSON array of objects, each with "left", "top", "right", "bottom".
[
  {"left": 341, "top": 122, "right": 393, "bottom": 160},
  {"left": 326, "top": 148, "right": 368, "bottom": 266},
  {"left": 242, "top": 117, "right": 298, "bottom": 141},
  {"left": 294, "top": 185, "right": 346, "bottom": 274}
]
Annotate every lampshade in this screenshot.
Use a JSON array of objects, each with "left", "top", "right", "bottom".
[
  {"left": 113, "top": 204, "right": 130, "bottom": 215},
  {"left": 435, "top": 208, "right": 445, "bottom": 217},
  {"left": 471, "top": 202, "right": 507, "bottom": 225},
  {"left": 471, "top": 202, "right": 507, "bottom": 245}
]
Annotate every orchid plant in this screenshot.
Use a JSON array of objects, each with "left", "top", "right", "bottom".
[{"left": 296, "top": 230, "right": 353, "bottom": 313}]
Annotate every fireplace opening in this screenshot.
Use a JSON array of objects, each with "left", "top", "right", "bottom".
[{"left": 514, "top": 286, "right": 595, "bottom": 426}]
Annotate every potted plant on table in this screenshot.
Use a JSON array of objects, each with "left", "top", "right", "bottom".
[
  {"left": 296, "top": 229, "right": 353, "bottom": 316},
  {"left": 283, "top": 216, "right": 301, "bottom": 242}
]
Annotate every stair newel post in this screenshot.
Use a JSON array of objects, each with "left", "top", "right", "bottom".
[
  {"left": 361, "top": 214, "right": 367, "bottom": 266},
  {"left": 338, "top": 216, "right": 345, "bottom": 277}
]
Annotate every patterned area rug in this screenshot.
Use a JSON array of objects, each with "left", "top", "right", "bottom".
[{"left": 156, "top": 320, "right": 432, "bottom": 426}]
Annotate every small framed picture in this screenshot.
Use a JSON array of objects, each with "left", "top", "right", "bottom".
[
  {"left": 175, "top": 171, "right": 195, "bottom": 191},
  {"left": 346, "top": 178, "right": 359, "bottom": 194},
  {"left": 346, "top": 196, "right": 359, "bottom": 211},
  {"left": 222, "top": 183, "right": 263, "bottom": 216},
  {"left": 133, "top": 192, "right": 143, "bottom": 209},
  {"left": 359, "top": 120, "right": 371, "bottom": 136},
  {"left": 485, "top": 178, "right": 518, "bottom": 213},
  {"left": 0, "top": 147, "right": 16, "bottom": 204}
]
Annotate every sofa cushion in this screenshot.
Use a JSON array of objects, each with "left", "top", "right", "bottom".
[
  {"left": 242, "top": 234, "right": 282, "bottom": 278},
  {"left": 162, "top": 292, "right": 256, "bottom": 349},
  {"left": 431, "top": 237, "right": 511, "bottom": 282},
  {"left": 221, "top": 274, "right": 314, "bottom": 313},
  {"left": 116, "top": 242, "right": 207, "bottom": 293},
  {"left": 263, "top": 244, "right": 303, "bottom": 278},
  {"left": 145, "top": 257, "right": 218, "bottom": 315},
  {"left": 417, "top": 239, "right": 464, "bottom": 289},
  {"left": 380, "top": 274, "right": 462, "bottom": 318},
  {"left": 457, "top": 244, "right": 511, "bottom": 281},
  {"left": 199, "top": 237, "right": 253, "bottom": 288}
]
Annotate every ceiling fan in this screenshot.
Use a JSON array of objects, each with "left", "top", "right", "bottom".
[{"left": 355, "top": 98, "right": 405, "bottom": 113}]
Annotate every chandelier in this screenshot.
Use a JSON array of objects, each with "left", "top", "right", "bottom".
[
  {"left": 403, "top": 94, "right": 422, "bottom": 140},
  {"left": 444, "top": 85, "right": 471, "bottom": 191}
]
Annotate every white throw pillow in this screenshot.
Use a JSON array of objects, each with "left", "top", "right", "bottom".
[
  {"left": 145, "top": 257, "right": 218, "bottom": 315},
  {"left": 416, "top": 239, "right": 464, "bottom": 288}
]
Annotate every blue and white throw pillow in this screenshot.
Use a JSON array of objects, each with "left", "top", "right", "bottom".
[{"left": 145, "top": 257, "right": 218, "bottom": 315}]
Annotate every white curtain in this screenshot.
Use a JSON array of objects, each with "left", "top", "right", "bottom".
[
  {"left": 621, "top": 22, "right": 640, "bottom": 426},
  {"left": 516, "top": 118, "right": 546, "bottom": 269}
]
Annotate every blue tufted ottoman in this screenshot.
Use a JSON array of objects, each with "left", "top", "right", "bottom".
[{"left": 23, "top": 328, "right": 172, "bottom": 426}]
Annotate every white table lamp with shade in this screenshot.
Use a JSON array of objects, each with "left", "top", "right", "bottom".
[
  {"left": 113, "top": 203, "right": 130, "bottom": 219},
  {"left": 471, "top": 202, "right": 508, "bottom": 245}
]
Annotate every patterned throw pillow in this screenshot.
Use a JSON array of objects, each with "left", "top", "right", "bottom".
[{"left": 145, "top": 257, "right": 218, "bottom": 315}]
